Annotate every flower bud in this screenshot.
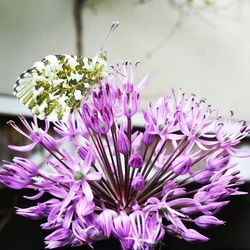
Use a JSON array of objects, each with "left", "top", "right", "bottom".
[
  {"left": 143, "top": 131, "right": 155, "bottom": 146},
  {"left": 129, "top": 152, "right": 143, "bottom": 169},
  {"left": 77, "top": 145, "right": 88, "bottom": 160},
  {"left": 206, "top": 150, "right": 230, "bottom": 171},
  {"left": 117, "top": 131, "right": 130, "bottom": 155},
  {"left": 122, "top": 92, "right": 139, "bottom": 118},
  {"left": 194, "top": 215, "right": 224, "bottom": 229},
  {"left": 172, "top": 156, "right": 192, "bottom": 175},
  {"left": 77, "top": 146, "right": 96, "bottom": 164},
  {"left": 132, "top": 173, "right": 145, "bottom": 190},
  {"left": 193, "top": 170, "right": 212, "bottom": 184},
  {"left": 42, "top": 134, "right": 57, "bottom": 151},
  {"left": 82, "top": 104, "right": 92, "bottom": 127},
  {"left": 182, "top": 229, "right": 209, "bottom": 242},
  {"left": 162, "top": 180, "right": 177, "bottom": 195}
]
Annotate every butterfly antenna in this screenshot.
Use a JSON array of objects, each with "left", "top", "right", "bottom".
[{"left": 100, "top": 21, "right": 119, "bottom": 53}]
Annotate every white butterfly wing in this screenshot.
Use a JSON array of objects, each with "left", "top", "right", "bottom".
[{"left": 14, "top": 54, "right": 107, "bottom": 121}]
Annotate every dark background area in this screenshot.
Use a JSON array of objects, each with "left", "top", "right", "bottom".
[{"left": 0, "top": 183, "right": 250, "bottom": 250}]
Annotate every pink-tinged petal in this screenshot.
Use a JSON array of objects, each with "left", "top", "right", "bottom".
[
  {"left": 47, "top": 186, "right": 68, "bottom": 199},
  {"left": 216, "top": 124, "right": 224, "bottom": 140},
  {"left": 132, "top": 132, "right": 143, "bottom": 150},
  {"left": 198, "top": 138, "right": 218, "bottom": 146},
  {"left": 76, "top": 197, "right": 95, "bottom": 219},
  {"left": 45, "top": 228, "right": 73, "bottom": 249},
  {"left": 195, "top": 141, "right": 211, "bottom": 151},
  {"left": 82, "top": 181, "right": 93, "bottom": 201},
  {"left": 23, "top": 191, "right": 45, "bottom": 200},
  {"left": 63, "top": 206, "right": 74, "bottom": 228},
  {"left": 44, "top": 119, "right": 50, "bottom": 133},
  {"left": 82, "top": 151, "right": 93, "bottom": 174},
  {"left": 96, "top": 209, "right": 117, "bottom": 237},
  {"left": 86, "top": 172, "right": 102, "bottom": 181},
  {"left": 182, "top": 229, "right": 209, "bottom": 242},
  {"left": 166, "top": 214, "right": 187, "bottom": 231},
  {"left": 59, "top": 183, "right": 79, "bottom": 215},
  {"left": 229, "top": 147, "right": 250, "bottom": 158},
  {"left": 113, "top": 212, "right": 131, "bottom": 239},
  {"left": 194, "top": 215, "right": 224, "bottom": 229},
  {"left": 136, "top": 74, "right": 150, "bottom": 92},
  {"left": 8, "top": 143, "right": 37, "bottom": 152},
  {"left": 167, "top": 134, "right": 185, "bottom": 140},
  {"left": 178, "top": 113, "right": 190, "bottom": 136}
]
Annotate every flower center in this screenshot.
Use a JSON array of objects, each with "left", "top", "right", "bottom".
[
  {"left": 101, "top": 123, "right": 106, "bottom": 130},
  {"left": 74, "top": 171, "right": 84, "bottom": 181},
  {"left": 159, "top": 207, "right": 168, "bottom": 215},
  {"left": 158, "top": 124, "right": 164, "bottom": 131}
]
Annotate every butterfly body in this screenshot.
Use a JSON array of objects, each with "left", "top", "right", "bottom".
[{"left": 14, "top": 53, "right": 107, "bottom": 121}]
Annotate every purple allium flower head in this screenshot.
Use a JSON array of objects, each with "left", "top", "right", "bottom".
[{"left": 1, "top": 61, "right": 250, "bottom": 249}]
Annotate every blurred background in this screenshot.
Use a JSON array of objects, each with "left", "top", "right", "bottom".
[{"left": 0, "top": 0, "right": 250, "bottom": 249}]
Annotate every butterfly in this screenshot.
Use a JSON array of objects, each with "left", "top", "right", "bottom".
[{"left": 14, "top": 21, "right": 119, "bottom": 122}]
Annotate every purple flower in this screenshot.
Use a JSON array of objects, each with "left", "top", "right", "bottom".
[
  {"left": 96, "top": 209, "right": 117, "bottom": 237},
  {"left": 216, "top": 118, "right": 250, "bottom": 155},
  {"left": 72, "top": 219, "right": 102, "bottom": 246},
  {"left": 113, "top": 212, "right": 133, "bottom": 249},
  {"left": 54, "top": 113, "right": 88, "bottom": 142},
  {"left": 45, "top": 228, "right": 75, "bottom": 249},
  {"left": 8, "top": 115, "right": 57, "bottom": 152},
  {"left": 192, "top": 170, "right": 212, "bottom": 184},
  {"left": 206, "top": 149, "right": 230, "bottom": 171},
  {"left": 182, "top": 229, "right": 209, "bottom": 242},
  {"left": 16, "top": 199, "right": 59, "bottom": 219},
  {"left": 0, "top": 157, "right": 38, "bottom": 189},
  {"left": 143, "top": 97, "right": 180, "bottom": 138},
  {"left": 143, "top": 131, "right": 155, "bottom": 146},
  {"left": 117, "top": 128, "right": 130, "bottom": 155},
  {"left": 76, "top": 197, "right": 95, "bottom": 220},
  {"left": 128, "top": 211, "right": 164, "bottom": 249},
  {"left": 1, "top": 60, "right": 249, "bottom": 250},
  {"left": 132, "top": 173, "right": 145, "bottom": 191},
  {"left": 194, "top": 215, "right": 224, "bottom": 228},
  {"left": 113, "top": 212, "right": 131, "bottom": 239},
  {"left": 129, "top": 152, "right": 143, "bottom": 169},
  {"left": 77, "top": 145, "right": 96, "bottom": 164},
  {"left": 172, "top": 155, "right": 192, "bottom": 175},
  {"left": 121, "top": 91, "right": 139, "bottom": 118}
]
